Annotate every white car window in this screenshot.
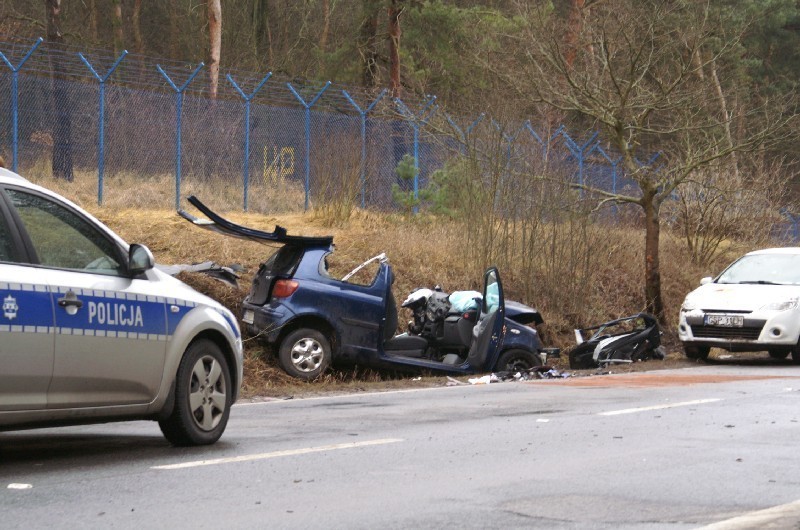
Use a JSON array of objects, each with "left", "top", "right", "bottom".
[{"left": 6, "top": 189, "right": 124, "bottom": 276}]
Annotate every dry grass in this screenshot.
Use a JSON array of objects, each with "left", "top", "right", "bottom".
[{"left": 45, "top": 192, "right": 760, "bottom": 398}]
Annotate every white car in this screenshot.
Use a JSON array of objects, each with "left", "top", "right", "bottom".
[
  {"left": 678, "top": 247, "right": 800, "bottom": 362},
  {"left": 0, "top": 168, "right": 242, "bottom": 445}
]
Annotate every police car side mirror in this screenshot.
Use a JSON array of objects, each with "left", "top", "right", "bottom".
[
  {"left": 129, "top": 244, "right": 155, "bottom": 275},
  {"left": 699, "top": 276, "right": 713, "bottom": 286}
]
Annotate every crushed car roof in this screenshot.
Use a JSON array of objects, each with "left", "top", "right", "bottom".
[{"left": 178, "top": 196, "right": 333, "bottom": 246}]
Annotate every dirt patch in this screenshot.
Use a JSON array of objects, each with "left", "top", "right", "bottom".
[{"left": 541, "top": 373, "right": 796, "bottom": 388}]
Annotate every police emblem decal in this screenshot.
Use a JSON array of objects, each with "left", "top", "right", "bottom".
[{"left": 3, "top": 294, "right": 18, "bottom": 320}]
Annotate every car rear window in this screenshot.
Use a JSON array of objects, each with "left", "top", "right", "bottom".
[{"left": 263, "top": 245, "right": 304, "bottom": 276}]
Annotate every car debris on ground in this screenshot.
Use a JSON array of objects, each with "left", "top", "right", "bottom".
[{"left": 568, "top": 313, "right": 665, "bottom": 369}]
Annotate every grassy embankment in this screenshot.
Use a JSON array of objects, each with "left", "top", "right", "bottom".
[{"left": 32, "top": 170, "right": 757, "bottom": 397}]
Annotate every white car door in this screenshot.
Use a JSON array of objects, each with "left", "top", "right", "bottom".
[
  {"left": 0, "top": 199, "right": 54, "bottom": 411},
  {"left": 4, "top": 187, "right": 168, "bottom": 408}
]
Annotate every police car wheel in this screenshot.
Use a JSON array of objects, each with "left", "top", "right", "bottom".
[
  {"left": 159, "top": 339, "right": 232, "bottom": 446},
  {"left": 278, "top": 328, "right": 331, "bottom": 380}
]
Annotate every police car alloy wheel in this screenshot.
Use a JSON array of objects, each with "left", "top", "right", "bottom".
[{"left": 159, "top": 339, "right": 233, "bottom": 446}]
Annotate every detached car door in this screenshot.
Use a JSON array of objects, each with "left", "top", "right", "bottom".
[
  {"left": 4, "top": 187, "right": 167, "bottom": 408},
  {"left": 0, "top": 193, "right": 54, "bottom": 411}
]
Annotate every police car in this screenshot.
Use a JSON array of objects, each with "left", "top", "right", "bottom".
[{"left": 0, "top": 168, "right": 242, "bottom": 446}]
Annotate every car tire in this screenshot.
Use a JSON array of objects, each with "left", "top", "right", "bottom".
[
  {"left": 159, "top": 339, "right": 232, "bottom": 446},
  {"left": 769, "top": 350, "right": 790, "bottom": 360},
  {"left": 279, "top": 328, "right": 331, "bottom": 380},
  {"left": 683, "top": 344, "right": 710, "bottom": 361},
  {"left": 791, "top": 347, "right": 800, "bottom": 364},
  {"left": 495, "top": 349, "right": 542, "bottom": 372}
]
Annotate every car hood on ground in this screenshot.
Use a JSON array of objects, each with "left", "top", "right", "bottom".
[{"left": 685, "top": 283, "right": 800, "bottom": 312}]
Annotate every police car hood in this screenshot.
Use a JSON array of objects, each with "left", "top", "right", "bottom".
[{"left": 686, "top": 282, "right": 800, "bottom": 312}]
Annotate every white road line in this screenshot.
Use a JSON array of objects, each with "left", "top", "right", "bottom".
[
  {"left": 699, "top": 498, "right": 800, "bottom": 529},
  {"left": 598, "top": 398, "right": 722, "bottom": 416},
  {"left": 151, "top": 438, "right": 404, "bottom": 470}
]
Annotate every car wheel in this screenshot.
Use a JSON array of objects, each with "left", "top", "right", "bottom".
[
  {"left": 159, "top": 339, "right": 232, "bottom": 446},
  {"left": 495, "top": 349, "right": 542, "bottom": 372},
  {"left": 769, "top": 350, "right": 790, "bottom": 360},
  {"left": 279, "top": 328, "right": 331, "bottom": 380},
  {"left": 791, "top": 347, "right": 800, "bottom": 364},
  {"left": 683, "top": 344, "right": 710, "bottom": 360}
]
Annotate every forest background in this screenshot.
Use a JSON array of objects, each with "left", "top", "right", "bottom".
[{"left": 1, "top": 0, "right": 800, "bottom": 348}]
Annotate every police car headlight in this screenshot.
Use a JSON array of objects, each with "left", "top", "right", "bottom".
[{"left": 760, "top": 298, "right": 799, "bottom": 312}]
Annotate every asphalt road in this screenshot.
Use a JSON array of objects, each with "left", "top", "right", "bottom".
[{"left": 2, "top": 363, "right": 800, "bottom": 529}]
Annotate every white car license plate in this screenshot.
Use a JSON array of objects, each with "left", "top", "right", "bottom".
[
  {"left": 243, "top": 310, "right": 254, "bottom": 324},
  {"left": 705, "top": 314, "right": 744, "bottom": 327}
]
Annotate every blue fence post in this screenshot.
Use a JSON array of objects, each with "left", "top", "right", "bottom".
[
  {"left": 78, "top": 50, "right": 128, "bottom": 206},
  {"left": 560, "top": 130, "right": 598, "bottom": 195},
  {"left": 227, "top": 72, "right": 272, "bottom": 211},
  {"left": 287, "top": 81, "right": 331, "bottom": 211},
  {"left": 156, "top": 63, "right": 204, "bottom": 210},
  {"left": 394, "top": 96, "right": 437, "bottom": 213},
  {"left": 0, "top": 37, "right": 43, "bottom": 172},
  {"left": 342, "top": 88, "right": 386, "bottom": 208},
  {"left": 446, "top": 113, "right": 484, "bottom": 151}
]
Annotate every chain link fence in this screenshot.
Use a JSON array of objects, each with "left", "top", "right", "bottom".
[{"left": 0, "top": 35, "right": 796, "bottom": 241}]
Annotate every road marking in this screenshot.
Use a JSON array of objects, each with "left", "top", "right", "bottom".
[
  {"left": 151, "top": 438, "right": 404, "bottom": 470},
  {"left": 699, "top": 498, "right": 800, "bottom": 529},
  {"left": 598, "top": 398, "right": 722, "bottom": 416},
  {"left": 7, "top": 483, "right": 32, "bottom": 490}
]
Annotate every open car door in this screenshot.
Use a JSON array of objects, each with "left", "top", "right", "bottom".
[{"left": 466, "top": 267, "right": 506, "bottom": 369}]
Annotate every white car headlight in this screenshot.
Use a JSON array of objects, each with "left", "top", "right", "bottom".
[
  {"left": 760, "top": 298, "right": 799, "bottom": 312},
  {"left": 681, "top": 298, "right": 697, "bottom": 312}
]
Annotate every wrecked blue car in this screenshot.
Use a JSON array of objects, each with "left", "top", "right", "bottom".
[{"left": 181, "top": 196, "right": 556, "bottom": 380}]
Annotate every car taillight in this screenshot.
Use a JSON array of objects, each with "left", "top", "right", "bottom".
[{"left": 272, "top": 279, "right": 299, "bottom": 298}]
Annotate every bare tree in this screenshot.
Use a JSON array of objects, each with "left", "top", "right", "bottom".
[
  {"left": 498, "top": 0, "right": 795, "bottom": 322},
  {"left": 388, "top": 0, "right": 403, "bottom": 97},
  {"left": 207, "top": 0, "right": 222, "bottom": 98},
  {"left": 46, "top": 0, "right": 73, "bottom": 182}
]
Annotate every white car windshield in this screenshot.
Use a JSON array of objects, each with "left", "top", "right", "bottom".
[{"left": 717, "top": 253, "right": 800, "bottom": 285}]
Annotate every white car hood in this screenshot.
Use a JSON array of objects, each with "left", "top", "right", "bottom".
[{"left": 686, "top": 283, "right": 800, "bottom": 312}]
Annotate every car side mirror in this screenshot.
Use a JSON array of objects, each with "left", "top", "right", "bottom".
[
  {"left": 699, "top": 276, "right": 712, "bottom": 286},
  {"left": 129, "top": 244, "right": 155, "bottom": 275}
]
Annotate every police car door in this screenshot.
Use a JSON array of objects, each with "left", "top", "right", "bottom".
[
  {"left": 0, "top": 194, "right": 54, "bottom": 411},
  {"left": 4, "top": 187, "right": 167, "bottom": 408}
]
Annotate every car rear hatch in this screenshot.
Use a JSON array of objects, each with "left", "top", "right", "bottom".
[{"left": 178, "top": 195, "right": 333, "bottom": 305}]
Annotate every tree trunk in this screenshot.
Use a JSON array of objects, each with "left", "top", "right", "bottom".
[
  {"left": 642, "top": 193, "right": 665, "bottom": 322},
  {"left": 112, "top": 0, "right": 123, "bottom": 56},
  {"left": 133, "top": 0, "right": 143, "bottom": 54},
  {"left": 88, "top": 0, "right": 98, "bottom": 43},
  {"left": 207, "top": 0, "right": 222, "bottom": 99},
  {"left": 46, "top": 0, "right": 73, "bottom": 182},
  {"left": 359, "top": 0, "right": 380, "bottom": 87},
  {"left": 388, "top": 0, "right": 402, "bottom": 98},
  {"left": 320, "top": 0, "right": 331, "bottom": 55},
  {"left": 564, "top": 0, "right": 585, "bottom": 68}
]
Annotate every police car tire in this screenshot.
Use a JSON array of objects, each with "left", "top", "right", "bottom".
[
  {"left": 278, "top": 328, "right": 331, "bottom": 380},
  {"left": 159, "top": 339, "right": 232, "bottom": 446}
]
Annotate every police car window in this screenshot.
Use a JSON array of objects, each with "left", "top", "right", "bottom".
[
  {"left": 6, "top": 189, "right": 123, "bottom": 276},
  {"left": 0, "top": 208, "right": 15, "bottom": 262}
]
